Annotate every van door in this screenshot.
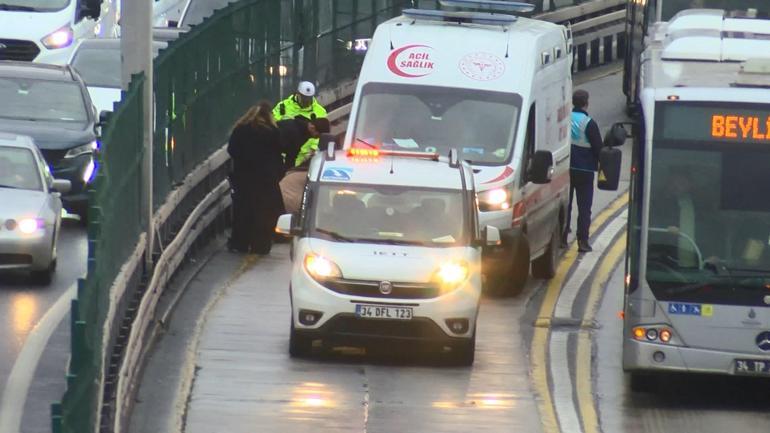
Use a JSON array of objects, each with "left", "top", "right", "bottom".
[{"left": 520, "top": 103, "right": 549, "bottom": 256}]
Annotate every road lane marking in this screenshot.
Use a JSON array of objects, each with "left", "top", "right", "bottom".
[
  {"left": 549, "top": 213, "right": 626, "bottom": 433},
  {"left": 0, "top": 283, "right": 76, "bottom": 433},
  {"left": 531, "top": 194, "right": 627, "bottom": 433},
  {"left": 550, "top": 332, "right": 582, "bottom": 433},
  {"left": 576, "top": 234, "right": 626, "bottom": 433},
  {"left": 554, "top": 211, "right": 627, "bottom": 319}
]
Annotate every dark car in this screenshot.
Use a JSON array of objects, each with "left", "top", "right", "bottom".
[{"left": 0, "top": 61, "right": 98, "bottom": 218}]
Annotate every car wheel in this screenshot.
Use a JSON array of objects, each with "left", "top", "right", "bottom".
[
  {"left": 289, "top": 321, "right": 313, "bottom": 358},
  {"left": 532, "top": 224, "right": 559, "bottom": 279},
  {"left": 30, "top": 259, "right": 56, "bottom": 285},
  {"left": 450, "top": 331, "right": 476, "bottom": 367}
]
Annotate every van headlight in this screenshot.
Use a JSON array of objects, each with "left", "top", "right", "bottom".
[
  {"left": 41, "top": 25, "right": 74, "bottom": 49},
  {"left": 304, "top": 254, "right": 342, "bottom": 280},
  {"left": 65, "top": 141, "right": 98, "bottom": 159},
  {"left": 477, "top": 185, "right": 514, "bottom": 211},
  {"left": 433, "top": 260, "right": 470, "bottom": 291}
]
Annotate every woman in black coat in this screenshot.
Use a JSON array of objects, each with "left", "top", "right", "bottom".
[{"left": 227, "top": 101, "right": 285, "bottom": 254}]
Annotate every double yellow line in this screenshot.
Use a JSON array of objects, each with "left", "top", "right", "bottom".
[{"left": 531, "top": 194, "right": 627, "bottom": 433}]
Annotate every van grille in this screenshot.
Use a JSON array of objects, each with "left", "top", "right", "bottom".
[
  {"left": 323, "top": 278, "right": 440, "bottom": 299},
  {"left": 0, "top": 39, "right": 40, "bottom": 61}
]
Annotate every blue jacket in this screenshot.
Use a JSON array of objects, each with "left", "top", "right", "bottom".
[{"left": 570, "top": 109, "right": 603, "bottom": 172}]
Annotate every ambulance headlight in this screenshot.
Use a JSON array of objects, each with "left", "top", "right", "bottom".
[
  {"left": 477, "top": 185, "right": 513, "bottom": 211},
  {"left": 433, "top": 260, "right": 470, "bottom": 291},
  {"left": 304, "top": 254, "right": 342, "bottom": 280}
]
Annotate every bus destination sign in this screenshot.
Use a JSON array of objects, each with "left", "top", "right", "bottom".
[{"left": 659, "top": 103, "right": 770, "bottom": 144}]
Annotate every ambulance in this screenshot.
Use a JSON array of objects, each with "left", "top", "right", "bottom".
[
  {"left": 343, "top": 1, "right": 573, "bottom": 293},
  {"left": 276, "top": 146, "right": 500, "bottom": 365}
]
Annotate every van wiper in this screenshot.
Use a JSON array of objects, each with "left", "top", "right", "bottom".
[
  {"left": 315, "top": 228, "right": 354, "bottom": 242},
  {"left": 0, "top": 4, "right": 36, "bottom": 11},
  {"left": 0, "top": 184, "right": 21, "bottom": 189},
  {"left": 354, "top": 137, "right": 376, "bottom": 148}
]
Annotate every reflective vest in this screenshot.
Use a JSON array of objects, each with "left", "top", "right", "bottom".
[
  {"left": 272, "top": 95, "right": 327, "bottom": 121},
  {"left": 570, "top": 111, "right": 598, "bottom": 172}
]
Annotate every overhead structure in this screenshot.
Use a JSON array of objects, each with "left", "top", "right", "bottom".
[
  {"left": 402, "top": 8, "right": 518, "bottom": 25},
  {"left": 439, "top": 0, "right": 535, "bottom": 13}
]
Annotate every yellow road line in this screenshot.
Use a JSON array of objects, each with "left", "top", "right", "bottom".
[
  {"left": 576, "top": 234, "right": 627, "bottom": 433},
  {"left": 531, "top": 193, "right": 627, "bottom": 433}
]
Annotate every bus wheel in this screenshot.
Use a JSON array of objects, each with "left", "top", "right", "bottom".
[
  {"left": 532, "top": 225, "right": 559, "bottom": 279},
  {"left": 629, "top": 372, "right": 657, "bottom": 393}
]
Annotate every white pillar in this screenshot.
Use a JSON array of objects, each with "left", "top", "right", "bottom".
[{"left": 121, "top": 0, "right": 155, "bottom": 270}]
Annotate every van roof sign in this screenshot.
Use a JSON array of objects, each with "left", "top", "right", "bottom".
[
  {"left": 439, "top": 0, "right": 535, "bottom": 13},
  {"left": 402, "top": 9, "right": 518, "bottom": 26}
]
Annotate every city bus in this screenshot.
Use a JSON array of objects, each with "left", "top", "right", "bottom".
[
  {"left": 619, "top": 9, "right": 770, "bottom": 390},
  {"left": 622, "top": 0, "right": 770, "bottom": 113}
]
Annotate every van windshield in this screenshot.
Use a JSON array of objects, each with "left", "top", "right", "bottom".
[
  {"left": 0, "top": 0, "right": 70, "bottom": 11},
  {"left": 311, "top": 184, "right": 469, "bottom": 247},
  {"left": 352, "top": 83, "right": 522, "bottom": 166}
]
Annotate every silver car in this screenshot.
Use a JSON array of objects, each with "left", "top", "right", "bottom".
[{"left": 0, "top": 134, "right": 71, "bottom": 284}]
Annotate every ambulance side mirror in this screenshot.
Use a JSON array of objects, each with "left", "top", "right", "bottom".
[
  {"left": 483, "top": 225, "right": 501, "bottom": 247},
  {"left": 275, "top": 213, "right": 295, "bottom": 236},
  {"left": 528, "top": 150, "right": 554, "bottom": 184}
]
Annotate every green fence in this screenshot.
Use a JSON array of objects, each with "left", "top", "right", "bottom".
[{"left": 54, "top": 1, "right": 442, "bottom": 432}]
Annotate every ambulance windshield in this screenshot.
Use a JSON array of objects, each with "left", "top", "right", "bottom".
[
  {"left": 311, "top": 184, "right": 469, "bottom": 247},
  {"left": 352, "top": 83, "right": 522, "bottom": 165}
]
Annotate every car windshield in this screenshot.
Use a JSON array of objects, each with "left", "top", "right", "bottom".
[
  {"left": 0, "top": 0, "right": 69, "bottom": 11},
  {"left": 658, "top": 0, "right": 769, "bottom": 20},
  {"left": 0, "top": 78, "right": 88, "bottom": 122},
  {"left": 71, "top": 46, "right": 121, "bottom": 88},
  {"left": 0, "top": 146, "right": 42, "bottom": 191},
  {"left": 646, "top": 103, "right": 770, "bottom": 306},
  {"left": 352, "top": 83, "right": 522, "bottom": 165},
  {"left": 311, "top": 184, "right": 468, "bottom": 247}
]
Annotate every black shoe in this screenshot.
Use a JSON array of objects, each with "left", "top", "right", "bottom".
[{"left": 578, "top": 240, "right": 593, "bottom": 253}]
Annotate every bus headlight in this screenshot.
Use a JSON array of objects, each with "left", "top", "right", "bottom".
[
  {"left": 304, "top": 254, "right": 342, "bottom": 280},
  {"left": 477, "top": 186, "right": 513, "bottom": 211}
]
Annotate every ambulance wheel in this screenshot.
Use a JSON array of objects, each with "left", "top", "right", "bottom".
[
  {"left": 450, "top": 332, "right": 476, "bottom": 367},
  {"left": 532, "top": 226, "right": 559, "bottom": 279},
  {"left": 289, "top": 322, "right": 313, "bottom": 358}
]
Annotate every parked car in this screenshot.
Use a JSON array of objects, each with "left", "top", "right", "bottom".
[
  {"left": 0, "top": 61, "right": 98, "bottom": 219},
  {"left": 68, "top": 38, "right": 166, "bottom": 115},
  {"left": 0, "top": 133, "right": 70, "bottom": 284}
]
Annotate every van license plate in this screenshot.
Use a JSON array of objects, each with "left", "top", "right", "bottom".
[
  {"left": 735, "top": 359, "right": 770, "bottom": 375},
  {"left": 355, "top": 304, "right": 413, "bottom": 320}
]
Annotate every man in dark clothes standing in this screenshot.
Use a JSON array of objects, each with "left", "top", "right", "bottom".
[
  {"left": 277, "top": 116, "right": 330, "bottom": 172},
  {"left": 563, "top": 89, "right": 604, "bottom": 253},
  {"left": 227, "top": 101, "right": 285, "bottom": 254}
]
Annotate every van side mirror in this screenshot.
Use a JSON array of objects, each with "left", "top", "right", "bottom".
[
  {"left": 275, "top": 213, "right": 295, "bottom": 236},
  {"left": 51, "top": 179, "right": 71, "bottom": 194},
  {"left": 604, "top": 122, "right": 631, "bottom": 147},
  {"left": 483, "top": 225, "right": 501, "bottom": 246},
  {"left": 80, "top": 0, "right": 100, "bottom": 19},
  {"left": 528, "top": 150, "right": 554, "bottom": 184}
]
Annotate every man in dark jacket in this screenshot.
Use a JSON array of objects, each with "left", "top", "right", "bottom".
[
  {"left": 563, "top": 89, "right": 603, "bottom": 253},
  {"left": 277, "top": 117, "right": 330, "bottom": 172}
]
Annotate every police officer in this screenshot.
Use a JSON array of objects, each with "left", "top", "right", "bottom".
[
  {"left": 563, "top": 89, "right": 603, "bottom": 253},
  {"left": 273, "top": 81, "right": 328, "bottom": 166}
]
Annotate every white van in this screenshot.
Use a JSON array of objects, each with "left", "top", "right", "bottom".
[
  {"left": 343, "top": 3, "right": 573, "bottom": 293},
  {"left": 0, "top": 0, "right": 119, "bottom": 65},
  {"left": 276, "top": 147, "right": 501, "bottom": 365}
]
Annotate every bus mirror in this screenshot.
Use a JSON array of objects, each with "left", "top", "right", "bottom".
[
  {"left": 604, "top": 123, "right": 630, "bottom": 147},
  {"left": 529, "top": 150, "right": 554, "bottom": 184}
]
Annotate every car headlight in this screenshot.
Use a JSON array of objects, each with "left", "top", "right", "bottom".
[
  {"left": 477, "top": 185, "right": 514, "bottom": 211},
  {"left": 433, "top": 260, "right": 470, "bottom": 291},
  {"left": 41, "top": 25, "right": 74, "bottom": 49},
  {"left": 65, "top": 141, "right": 98, "bottom": 159},
  {"left": 304, "top": 254, "right": 342, "bottom": 280},
  {"left": 6, "top": 218, "right": 44, "bottom": 234}
]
